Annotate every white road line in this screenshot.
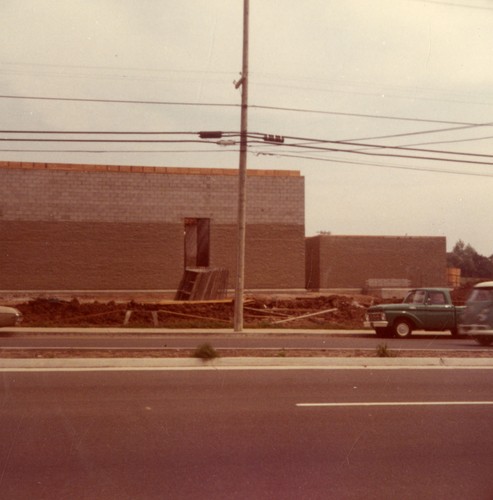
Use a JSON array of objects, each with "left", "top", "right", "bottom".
[{"left": 296, "top": 401, "right": 493, "bottom": 407}]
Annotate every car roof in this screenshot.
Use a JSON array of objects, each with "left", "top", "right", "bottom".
[{"left": 474, "top": 281, "right": 493, "bottom": 289}]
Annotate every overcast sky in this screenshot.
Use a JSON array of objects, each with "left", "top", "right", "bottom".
[{"left": 2, "top": 1, "right": 493, "bottom": 255}]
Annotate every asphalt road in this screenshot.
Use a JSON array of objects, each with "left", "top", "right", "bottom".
[
  {"left": 1, "top": 368, "right": 493, "bottom": 499},
  {"left": 0, "top": 329, "right": 486, "bottom": 352}
]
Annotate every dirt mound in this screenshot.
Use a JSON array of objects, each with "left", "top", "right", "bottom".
[{"left": 12, "top": 293, "right": 383, "bottom": 329}]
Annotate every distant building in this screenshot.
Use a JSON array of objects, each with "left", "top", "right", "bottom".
[
  {"left": 306, "top": 234, "right": 447, "bottom": 296},
  {"left": 0, "top": 162, "right": 305, "bottom": 296}
]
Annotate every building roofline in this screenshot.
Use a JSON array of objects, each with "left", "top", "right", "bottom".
[
  {"left": 0, "top": 161, "right": 300, "bottom": 177},
  {"left": 306, "top": 234, "right": 446, "bottom": 240}
]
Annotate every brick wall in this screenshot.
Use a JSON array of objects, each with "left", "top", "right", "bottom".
[
  {"left": 306, "top": 235, "right": 447, "bottom": 290},
  {"left": 0, "top": 221, "right": 183, "bottom": 289},
  {"left": 0, "top": 162, "right": 303, "bottom": 225},
  {"left": 0, "top": 162, "right": 305, "bottom": 291}
]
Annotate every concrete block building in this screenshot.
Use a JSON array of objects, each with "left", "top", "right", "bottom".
[
  {"left": 0, "top": 162, "right": 305, "bottom": 295},
  {"left": 306, "top": 234, "right": 447, "bottom": 294}
]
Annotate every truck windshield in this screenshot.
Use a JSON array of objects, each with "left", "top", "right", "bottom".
[
  {"left": 403, "top": 290, "right": 426, "bottom": 304},
  {"left": 468, "top": 288, "right": 493, "bottom": 303}
]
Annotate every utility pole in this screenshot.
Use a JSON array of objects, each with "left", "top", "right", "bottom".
[{"left": 233, "top": 0, "right": 249, "bottom": 333}]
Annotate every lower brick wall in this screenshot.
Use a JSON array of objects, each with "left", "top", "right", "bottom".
[
  {"left": 0, "top": 221, "right": 183, "bottom": 289},
  {"left": 181, "top": 223, "right": 305, "bottom": 290},
  {"left": 306, "top": 235, "right": 447, "bottom": 290},
  {"left": 245, "top": 224, "right": 305, "bottom": 289},
  {"left": 0, "top": 221, "right": 305, "bottom": 291}
]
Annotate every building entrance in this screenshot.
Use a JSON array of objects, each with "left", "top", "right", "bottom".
[{"left": 184, "top": 218, "right": 210, "bottom": 268}]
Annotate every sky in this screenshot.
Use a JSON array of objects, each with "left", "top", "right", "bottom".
[{"left": 1, "top": 1, "right": 493, "bottom": 255}]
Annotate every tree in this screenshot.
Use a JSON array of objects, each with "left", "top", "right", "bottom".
[{"left": 447, "top": 240, "right": 493, "bottom": 278}]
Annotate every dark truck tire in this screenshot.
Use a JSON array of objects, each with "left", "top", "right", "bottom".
[
  {"left": 450, "top": 328, "right": 459, "bottom": 338},
  {"left": 392, "top": 318, "right": 413, "bottom": 338},
  {"left": 375, "top": 327, "right": 392, "bottom": 338},
  {"left": 474, "top": 335, "right": 493, "bottom": 346}
]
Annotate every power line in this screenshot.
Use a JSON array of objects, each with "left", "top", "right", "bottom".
[
  {"left": 3, "top": 141, "right": 493, "bottom": 178},
  {"left": 261, "top": 133, "right": 493, "bottom": 160},
  {"left": 0, "top": 130, "right": 242, "bottom": 140},
  {"left": 402, "top": 135, "right": 493, "bottom": 148},
  {"left": 410, "top": 0, "right": 493, "bottom": 10},
  {"left": 3, "top": 125, "right": 493, "bottom": 147},
  {"left": 0, "top": 93, "right": 483, "bottom": 127},
  {"left": 0, "top": 130, "right": 489, "bottom": 159},
  {"left": 0, "top": 94, "right": 240, "bottom": 109},
  {"left": 0, "top": 148, "right": 237, "bottom": 154},
  {"left": 338, "top": 122, "right": 493, "bottom": 143},
  {"left": 253, "top": 81, "right": 493, "bottom": 109},
  {"left": 2, "top": 131, "right": 493, "bottom": 166},
  {"left": 281, "top": 141, "right": 493, "bottom": 167},
  {"left": 264, "top": 151, "right": 493, "bottom": 178},
  {"left": 0, "top": 130, "right": 203, "bottom": 135},
  {"left": 246, "top": 137, "right": 493, "bottom": 167},
  {"left": 249, "top": 104, "right": 476, "bottom": 126},
  {"left": 3, "top": 145, "right": 492, "bottom": 178},
  {"left": 0, "top": 138, "right": 209, "bottom": 144}
]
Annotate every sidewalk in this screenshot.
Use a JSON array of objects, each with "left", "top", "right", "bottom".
[{"left": 2, "top": 356, "right": 493, "bottom": 371}]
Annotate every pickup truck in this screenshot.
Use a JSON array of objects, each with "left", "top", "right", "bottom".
[
  {"left": 364, "top": 288, "right": 464, "bottom": 338},
  {"left": 459, "top": 281, "right": 493, "bottom": 346}
]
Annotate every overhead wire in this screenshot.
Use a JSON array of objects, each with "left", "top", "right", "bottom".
[
  {"left": 0, "top": 94, "right": 240, "bottom": 109},
  {"left": 1, "top": 130, "right": 491, "bottom": 158},
  {"left": 1, "top": 94, "right": 492, "bottom": 172},
  {"left": 3, "top": 93, "right": 493, "bottom": 151},
  {"left": 2, "top": 131, "right": 493, "bottom": 169},
  {"left": 277, "top": 141, "right": 493, "bottom": 167},
  {"left": 337, "top": 122, "right": 493, "bottom": 143},
  {"left": 409, "top": 0, "right": 493, "bottom": 10},
  {"left": 248, "top": 132, "right": 493, "bottom": 164},
  {"left": 257, "top": 151, "right": 493, "bottom": 178},
  {"left": 0, "top": 93, "right": 484, "bottom": 126},
  {"left": 0, "top": 148, "right": 238, "bottom": 154},
  {"left": 3, "top": 142, "right": 492, "bottom": 178}
]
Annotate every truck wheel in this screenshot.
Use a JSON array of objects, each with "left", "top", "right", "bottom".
[
  {"left": 375, "top": 327, "right": 392, "bottom": 338},
  {"left": 450, "top": 328, "right": 459, "bottom": 338},
  {"left": 393, "top": 319, "right": 413, "bottom": 338},
  {"left": 474, "top": 335, "right": 493, "bottom": 346}
]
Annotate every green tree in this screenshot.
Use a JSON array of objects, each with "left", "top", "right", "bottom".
[{"left": 447, "top": 240, "right": 493, "bottom": 278}]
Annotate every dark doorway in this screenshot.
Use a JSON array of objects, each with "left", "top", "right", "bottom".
[{"left": 184, "top": 218, "right": 210, "bottom": 268}]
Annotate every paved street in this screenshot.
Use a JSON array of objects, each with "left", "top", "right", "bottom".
[
  {"left": 0, "top": 328, "right": 486, "bottom": 353},
  {"left": 1, "top": 368, "right": 493, "bottom": 499}
]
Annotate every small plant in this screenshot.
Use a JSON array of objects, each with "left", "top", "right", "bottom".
[
  {"left": 193, "top": 342, "right": 219, "bottom": 360},
  {"left": 376, "top": 343, "right": 394, "bottom": 358}
]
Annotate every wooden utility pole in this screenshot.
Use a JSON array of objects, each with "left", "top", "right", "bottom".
[{"left": 233, "top": 0, "right": 249, "bottom": 332}]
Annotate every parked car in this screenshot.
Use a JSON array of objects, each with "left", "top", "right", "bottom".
[
  {"left": 364, "top": 288, "right": 464, "bottom": 338},
  {"left": 0, "top": 306, "right": 23, "bottom": 327},
  {"left": 459, "top": 281, "right": 493, "bottom": 346}
]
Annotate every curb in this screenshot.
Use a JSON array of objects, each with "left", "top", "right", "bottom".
[
  {"left": 5, "top": 327, "right": 370, "bottom": 335},
  {"left": 2, "top": 357, "right": 493, "bottom": 371}
]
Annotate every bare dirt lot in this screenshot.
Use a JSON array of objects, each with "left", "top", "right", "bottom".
[
  {"left": 7, "top": 284, "right": 473, "bottom": 329},
  {"left": 9, "top": 293, "right": 374, "bottom": 330}
]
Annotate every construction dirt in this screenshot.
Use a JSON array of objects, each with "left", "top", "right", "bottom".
[
  {"left": 4, "top": 285, "right": 474, "bottom": 330},
  {"left": 7, "top": 293, "right": 376, "bottom": 330}
]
